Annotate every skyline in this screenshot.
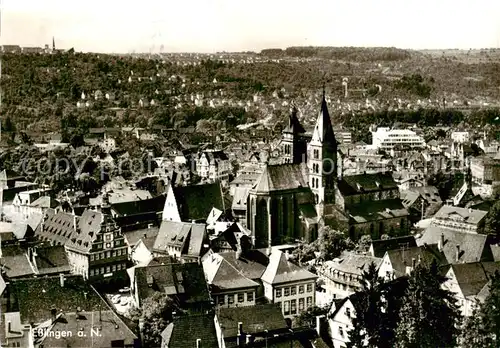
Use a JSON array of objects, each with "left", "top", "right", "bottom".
[{"left": 1, "top": 0, "right": 500, "bottom": 53}]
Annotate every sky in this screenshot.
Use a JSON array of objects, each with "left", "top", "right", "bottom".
[{"left": 2, "top": 0, "right": 500, "bottom": 53}]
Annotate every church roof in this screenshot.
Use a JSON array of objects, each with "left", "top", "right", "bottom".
[
  {"left": 337, "top": 172, "right": 398, "bottom": 196},
  {"left": 252, "top": 163, "right": 308, "bottom": 193},
  {"left": 283, "top": 107, "right": 306, "bottom": 134},
  {"left": 311, "top": 93, "right": 337, "bottom": 146}
]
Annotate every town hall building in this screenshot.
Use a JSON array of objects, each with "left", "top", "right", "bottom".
[{"left": 246, "top": 90, "right": 409, "bottom": 247}]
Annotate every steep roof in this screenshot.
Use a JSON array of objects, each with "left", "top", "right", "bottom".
[
  {"left": 310, "top": 94, "right": 336, "bottom": 147},
  {"left": 337, "top": 172, "right": 398, "bottom": 196},
  {"left": 252, "top": 163, "right": 308, "bottom": 193},
  {"left": 323, "top": 252, "right": 382, "bottom": 276},
  {"left": 433, "top": 205, "right": 487, "bottom": 226},
  {"left": 111, "top": 194, "right": 166, "bottom": 217},
  {"left": 154, "top": 220, "right": 207, "bottom": 258},
  {"left": 417, "top": 225, "right": 494, "bottom": 264},
  {"left": 219, "top": 250, "right": 268, "bottom": 280},
  {"left": 173, "top": 182, "right": 225, "bottom": 221},
  {"left": 386, "top": 244, "right": 448, "bottom": 277},
  {"left": 204, "top": 254, "right": 260, "bottom": 291},
  {"left": 261, "top": 250, "right": 317, "bottom": 285},
  {"left": 162, "top": 313, "right": 219, "bottom": 348},
  {"left": 450, "top": 262, "right": 500, "bottom": 298},
  {"left": 0, "top": 245, "right": 34, "bottom": 278},
  {"left": 33, "top": 245, "right": 71, "bottom": 275},
  {"left": 346, "top": 199, "right": 408, "bottom": 224},
  {"left": 370, "top": 235, "right": 417, "bottom": 258}
]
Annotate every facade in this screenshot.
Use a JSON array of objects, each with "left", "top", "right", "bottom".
[
  {"left": 328, "top": 297, "right": 355, "bottom": 348},
  {"left": 370, "top": 127, "right": 425, "bottom": 151},
  {"left": 451, "top": 131, "right": 470, "bottom": 144},
  {"left": 195, "top": 150, "right": 231, "bottom": 184},
  {"left": 431, "top": 205, "right": 487, "bottom": 233},
  {"left": 470, "top": 156, "right": 500, "bottom": 185}
]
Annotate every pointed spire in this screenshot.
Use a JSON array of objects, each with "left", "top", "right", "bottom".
[{"left": 311, "top": 87, "right": 336, "bottom": 145}]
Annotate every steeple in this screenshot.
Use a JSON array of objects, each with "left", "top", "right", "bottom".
[
  {"left": 311, "top": 91, "right": 337, "bottom": 147},
  {"left": 280, "top": 105, "right": 306, "bottom": 164}
]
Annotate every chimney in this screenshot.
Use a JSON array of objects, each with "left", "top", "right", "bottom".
[
  {"left": 59, "top": 273, "right": 65, "bottom": 287},
  {"left": 411, "top": 258, "right": 416, "bottom": 270},
  {"left": 73, "top": 214, "right": 78, "bottom": 232},
  {"left": 50, "top": 308, "right": 57, "bottom": 322},
  {"left": 438, "top": 233, "right": 445, "bottom": 251},
  {"left": 7, "top": 321, "right": 11, "bottom": 333},
  {"left": 246, "top": 334, "right": 253, "bottom": 345},
  {"left": 316, "top": 315, "right": 325, "bottom": 336},
  {"left": 236, "top": 322, "right": 243, "bottom": 346},
  {"left": 456, "top": 245, "right": 460, "bottom": 262},
  {"left": 196, "top": 338, "right": 201, "bottom": 348}
]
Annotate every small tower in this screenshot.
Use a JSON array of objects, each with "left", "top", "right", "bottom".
[
  {"left": 280, "top": 104, "right": 306, "bottom": 164},
  {"left": 308, "top": 87, "right": 338, "bottom": 213},
  {"left": 52, "top": 36, "right": 56, "bottom": 51}
]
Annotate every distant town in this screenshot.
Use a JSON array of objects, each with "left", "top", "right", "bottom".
[{"left": 0, "top": 40, "right": 499, "bottom": 347}]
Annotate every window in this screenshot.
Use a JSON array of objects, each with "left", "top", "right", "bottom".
[
  {"left": 291, "top": 286, "right": 296, "bottom": 296},
  {"left": 112, "top": 264, "right": 116, "bottom": 272},
  {"left": 112, "top": 250, "right": 116, "bottom": 257},
  {"left": 106, "top": 266, "right": 110, "bottom": 273},
  {"left": 307, "top": 297, "right": 313, "bottom": 308},
  {"left": 346, "top": 308, "right": 351, "bottom": 318},
  {"left": 339, "top": 326, "right": 344, "bottom": 338},
  {"left": 90, "top": 254, "right": 94, "bottom": 261},
  {"left": 291, "top": 299, "right": 297, "bottom": 315},
  {"left": 276, "top": 289, "right": 282, "bottom": 298},
  {"left": 238, "top": 293, "right": 244, "bottom": 303},
  {"left": 247, "top": 292, "right": 254, "bottom": 302},
  {"left": 299, "top": 285, "right": 304, "bottom": 294},
  {"left": 284, "top": 301, "right": 290, "bottom": 315},
  {"left": 228, "top": 295, "right": 234, "bottom": 304},
  {"left": 218, "top": 295, "right": 225, "bottom": 305},
  {"left": 106, "top": 251, "right": 111, "bottom": 258},
  {"left": 90, "top": 269, "right": 94, "bottom": 276},
  {"left": 307, "top": 283, "right": 313, "bottom": 292},
  {"left": 284, "top": 287, "right": 290, "bottom": 296},
  {"left": 299, "top": 298, "right": 304, "bottom": 311}
]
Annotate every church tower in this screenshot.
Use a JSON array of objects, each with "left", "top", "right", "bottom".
[
  {"left": 308, "top": 89, "right": 338, "bottom": 212},
  {"left": 280, "top": 106, "right": 306, "bottom": 164}
]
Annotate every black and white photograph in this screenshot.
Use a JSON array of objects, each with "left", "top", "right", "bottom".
[{"left": 0, "top": 0, "right": 499, "bottom": 347}]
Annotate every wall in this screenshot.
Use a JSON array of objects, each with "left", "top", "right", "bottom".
[
  {"left": 214, "top": 289, "right": 256, "bottom": 308},
  {"left": 162, "top": 186, "right": 182, "bottom": 222},
  {"left": 329, "top": 300, "right": 354, "bottom": 348},
  {"left": 272, "top": 280, "right": 316, "bottom": 319}
]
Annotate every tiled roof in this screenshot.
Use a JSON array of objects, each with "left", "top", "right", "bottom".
[
  {"left": 450, "top": 262, "right": 500, "bottom": 298},
  {"left": 204, "top": 253, "right": 259, "bottom": 291},
  {"left": 252, "top": 163, "right": 308, "bottom": 193},
  {"left": 386, "top": 244, "right": 448, "bottom": 277},
  {"left": 111, "top": 194, "right": 166, "bottom": 217},
  {"left": 33, "top": 245, "right": 71, "bottom": 275},
  {"left": 154, "top": 221, "right": 207, "bottom": 258},
  {"left": 219, "top": 250, "right": 268, "bottom": 280},
  {"left": 125, "top": 227, "right": 160, "bottom": 250},
  {"left": 337, "top": 172, "right": 398, "bottom": 196},
  {"left": 40, "top": 310, "right": 137, "bottom": 348},
  {"left": 417, "top": 226, "right": 494, "bottom": 264},
  {"left": 162, "top": 313, "right": 219, "bottom": 348},
  {"left": 433, "top": 205, "right": 487, "bottom": 226},
  {"left": 261, "top": 250, "right": 317, "bottom": 285},
  {"left": 346, "top": 199, "right": 408, "bottom": 224},
  {"left": 232, "top": 187, "right": 250, "bottom": 210},
  {"left": 217, "top": 303, "right": 287, "bottom": 338},
  {"left": 9, "top": 275, "right": 104, "bottom": 324},
  {"left": 370, "top": 235, "right": 417, "bottom": 258},
  {"left": 323, "top": 252, "right": 382, "bottom": 276},
  {"left": 0, "top": 245, "right": 34, "bottom": 278},
  {"left": 173, "top": 182, "right": 225, "bottom": 221}
]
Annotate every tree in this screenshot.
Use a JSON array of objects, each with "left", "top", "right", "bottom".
[
  {"left": 296, "top": 305, "right": 329, "bottom": 328},
  {"left": 318, "top": 226, "right": 354, "bottom": 261},
  {"left": 484, "top": 200, "right": 500, "bottom": 236},
  {"left": 130, "top": 292, "right": 178, "bottom": 348},
  {"left": 395, "top": 261, "right": 461, "bottom": 348},
  {"left": 460, "top": 271, "right": 500, "bottom": 347}
]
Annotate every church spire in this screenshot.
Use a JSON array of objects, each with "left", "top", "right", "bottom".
[{"left": 311, "top": 88, "right": 336, "bottom": 146}]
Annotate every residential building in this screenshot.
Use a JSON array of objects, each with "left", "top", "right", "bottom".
[
  {"left": 470, "top": 156, "right": 500, "bottom": 185},
  {"left": 161, "top": 313, "right": 219, "bottom": 348},
  {"left": 318, "top": 252, "right": 382, "bottom": 299},
  {"left": 328, "top": 296, "right": 356, "bottom": 348},
  {"left": 195, "top": 150, "right": 231, "bottom": 185},
  {"left": 430, "top": 205, "right": 487, "bottom": 233},
  {"left": 370, "top": 127, "right": 425, "bottom": 151},
  {"left": 124, "top": 226, "right": 160, "bottom": 266},
  {"left": 451, "top": 131, "right": 470, "bottom": 144},
  {"left": 12, "top": 188, "right": 52, "bottom": 220},
  {"left": 442, "top": 262, "right": 500, "bottom": 317},
  {"left": 368, "top": 235, "right": 417, "bottom": 258}
]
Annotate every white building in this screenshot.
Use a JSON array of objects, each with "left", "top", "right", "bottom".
[
  {"left": 451, "top": 131, "right": 470, "bottom": 144},
  {"left": 370, "top": 127, "right": 425, "bottom": 151}
]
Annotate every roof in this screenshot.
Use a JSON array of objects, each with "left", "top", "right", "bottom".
[
  {"left": 433, "top": 205, "right": 487, "bottom": 226},
  {"left": 218, "top": 250, "right": 269, "bottom": 280},
  {"left": 449, "top": 262, "right": 500, "bottom": 298},
  {"left": 203, "top": 254, "right": 259, "bottom": 291},
  {"left": 125, "top": 227, "right": 160, "bottom": 250},
  {"left": 217, "top": 303, "right": 287, "bottom": 338},
  {"left": 310, "top": 94, "right": 337, "bottom": 147},
  {"left": 337, "top": 172, "right": 398, "bottom": 196},
  {"left": 0, "top": 245, "right": 34, "bottom": 278},
  {"left": 9, "top": 275, "right": 104, "bottom": 324},
  {"left": 111, "top": 194, "right": 166, "bottom": 217},
  {"left": 252, "top": 163, "right": 308, "bottom": 193},
  {"left": 173, "top": 182, "right": 225, "bottom": 221},
  {"left": 40, "top": 310, "right": 137, "bottom": 348},
  {"left": 154, "top": 220, "right": 207, "bottom": 258},
  {"left": 346, "top": 199, "right": 408, "bottom": 224},
  {"left": 417, "top": 225, "right": 494, "bottom": 264},
  {"left": 323, "top": 252, "right": 382, "bottom": 276},
  {"left": 370, "top": 235, "right": 417, "bottom": 258},
  {"left": 162, "top": 313, "right": 219, "bottom": 348},
  {"left": 33, "top": 245, "right": 71, "bottom": 275},
  {"left": 283, "top": 107, "right": 306, "bottom": 134},
  {"left": 386, "top": 244, "right": 448, "bottom": 277},
  {"left": 261, "top": 250, "right": 317, "bottom": 285},
  {"left": 232, "top": 187, "right": 250, "bottom": 210}
]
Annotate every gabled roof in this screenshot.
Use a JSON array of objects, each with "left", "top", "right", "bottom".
[
  {"left": 154, "top": 220, "right": 207, "bottom": 258},
  {"left": 433, "top": 205, "right": 487, "bottom": 226},
  {"left": 111, "top": 194, "right": 166, "bottom": 217},
  {"left": 217, "top": 303, "right": 287, "bottom": 338},
  {"left": 252, "top": 163, "right": 308, "bottom": 193},
  {"left": 173, "top": 182, "right": 225, "bottom": 221},
  {"left": 205, "top": 254, "right": 259, "bottom": 291},
  {"left": 346, "top": 199, "right": 408, "bottom": 224},
  {"left": 0, "top": 245, "right": 34, "bottom": 278},
  {"left": 162, "top": 313, "right": 219, "bottom": 348},
  {"left": 386, "top": 244, "right": 448, "bottom": 277},
  {"left": 337, "top": 172, "right": 398, "bottom": 196},
  {"left": 449, "top": 262, "right": 500, "bottom": 298},
  {"left": 323, "top": 251, "right": 382, "bottom": 276},
  {"left": 370, "top": 235, "right": 417, "bottom": 258},
  {"left": 33, "top": 245, "right": 71, "bottom": 275},
  {"left": 418, "top": 225, "right": 494, "bottom": 264},
  {"left": 261, "top": 250, "right": 317, "bottom": 285},
  {"left": 9, "top": 275, "right": 104, "bottom": 324}
]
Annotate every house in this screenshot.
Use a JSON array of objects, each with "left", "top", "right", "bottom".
[
  {"left": 378, "top": 244, "right": 447, "bottom": 280},
  {"left": 111, "top": 194, "right": 166, "bottom": 232},
  {"left": 195, "top": 150, "right": 231, "bottom": 185},
  {"left": 35, "top": 197, "right": 129, "bottom": 281},
  {"left": 430, "top": 205, "right": 487, "bottom": 233},
  {"left": 162, "top": 182, "right": 227, "bottom": 223},
  {"left": 153, "top": 220, "right": 209, "bottom": 262},
  {"left": 470, "top": 156, "right": 500, "bottom": 185},
  {"left": 417, "top": 226, "right": 495, "bottom": 264},
  {"left": 442, "top": 262, "right": 500, "bottom": 317},
  {"left": 0, "top": 244, "right": 36, "bottom": 279},
  {"left": 27, "top": 244, "right": 71, "bottom": 276},
  {"left": 12, "top": 188, "right": 52, "bottom": 220},
  {"left": 318, "top": 252, "right": 382, "bottom": 299},
  {"left": 214, "top": 304, "right": 289, "bottom": 348},
  {"left": 2, "top": 274, "right": 138, "bottom": 348},
  {"left": 125, "top": 226, "right": 160, "bottom": 266},
  {"left": 161, "top": 313, "right": 219, "bottom": 348},
  {"left": 231, "top": 187, "right": 250, "bottom": 226},
  {"left": 203, "top": 252, "right": 260, "bottom": 308},
  {"left": 368, "top": 235, "right": 417, "bottom": 258},
  {"left": 328, "top": 296, "right": 356, "bottom": 348},
  {"left": 129, "top": 261, "right": 211, "bottom": 312}
]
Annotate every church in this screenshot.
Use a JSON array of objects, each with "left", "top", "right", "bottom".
[{"left": 246, "top": 91, "right": 409, "bottom": 248}]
